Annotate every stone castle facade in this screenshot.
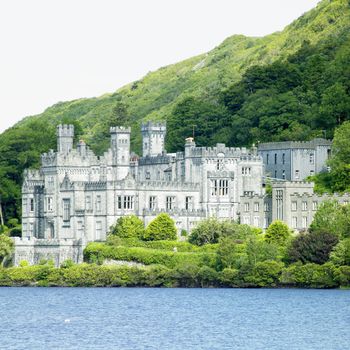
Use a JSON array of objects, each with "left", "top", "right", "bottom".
[{"left": 13, "top": 123, "right": 348, "bottom": 266}]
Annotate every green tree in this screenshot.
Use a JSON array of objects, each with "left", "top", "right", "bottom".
[
  {"left": 287, "top": 231, "right": 339, "bottom": 264},
  {"left": 188, "top": 218, "right": 243, "bottom": 246},
  {"left": 265, "top": 220, "right": 291, "bottom": 246},
  {"left": 330, "top": 238, "right": 350, "bottom": 266},
  {"left": 143, "top": 213, "right": 177, "bottom": 241},
  {"left": 310, "top": 200, "right": 350, "bottom": 238},
  {"left": 0, "top": 234, "right": 14, "bottom": 267},
  {"left": 110, "top": 215, "right": 144, "bottom": 239}
]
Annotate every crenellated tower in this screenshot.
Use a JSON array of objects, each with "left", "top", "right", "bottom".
[
  {"left": 141, "top": 121, "right": 166, "bottom": 157},
  {"left": 57, "top": 124, "right": 74, "bottom": 154},
  {"left": 110, "top": 126, "right": 131, "bottom": 180}
]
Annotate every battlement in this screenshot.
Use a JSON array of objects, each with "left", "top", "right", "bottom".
[
  {"left": 138, "top": 180, "right": 200, "bottom": 191},
  {"left": 186, "top": 144, "right": 260, "bottom": 158},
  {"left": 57, "top": 124, "right": 74, "bottom": 137},
  {"left": 143, "top": 208, "right": 206, "bottom": 217},
  {"left": 141, "top": 121, "right": 166, "bottom": 132},
  {"left": 258, "top": 138, "right": 331, "bottom": 151},
  {"left": 139, "top": 154, "right": 174, "bottom": 166},
  {"left": 110, "top": 126, "right": 131, "bottom": 133},
  {"left": 271, "top": 180, "right": 314, "bottom": 188}
]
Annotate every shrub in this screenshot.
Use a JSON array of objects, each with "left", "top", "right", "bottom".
[
  {"left": 219, "top": 268, "right": 240, "bottom": 287},
  {"left": 330, "top": 238, "right": 350, "bottom": 266},
  {"left": 0, "top": 234, "right": 14, "bottom": 267},
  {"left": 110, "top": 215, "right": 144, "bottom": 239},
  {"left": 280, "top": 262, "right": 338, "bottom": 288},
  {"left": 265, "top": 220, "right": 291, "bottom": 246},
  {"left": 143, "top": 213, "right": 177, "bottom": 241},
  {"left": 189, "top": 218, "right": 258, "bottom": 246},
  {"left": 287, "top": 231, "right": 339, "bottom": 264},
  {"left": 245, "top": 260, "right": 284, "bottom": 287},
  {"left": 310, "top": 200, "right": 350, "bottom": 238}
]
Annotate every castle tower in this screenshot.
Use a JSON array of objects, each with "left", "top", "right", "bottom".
[
  {"left": 57, "top": 124, "right": 74, "bottom": 154},
  {"left": 141, "top": 121, "right": 166, "bottom": 157},
  {"left": 110, "top": 126, "right": 131, "bottom": 180}
]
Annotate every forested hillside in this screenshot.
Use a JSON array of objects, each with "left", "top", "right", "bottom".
[{"left": 1, "top": 0, "right": 350, "bottom": 223}]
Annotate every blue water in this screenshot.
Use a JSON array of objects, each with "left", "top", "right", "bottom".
[{"left": 0, "top": 288, "right": 349, "bottom": 350}]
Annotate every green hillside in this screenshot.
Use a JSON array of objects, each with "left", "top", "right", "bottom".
[{"left": 1, "top": 0, "right": 350, "bottom": 223}]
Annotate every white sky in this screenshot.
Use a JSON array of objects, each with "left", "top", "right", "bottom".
[{"left": 0, "top": 0, "right": 320, "bottom": 133}]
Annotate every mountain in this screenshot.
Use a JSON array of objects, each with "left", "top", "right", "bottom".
[{"left": 1, "top": 0, "right": 350, "bottom": 223}]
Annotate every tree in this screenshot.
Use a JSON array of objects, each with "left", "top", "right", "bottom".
[
  {"left": 265, "top": 220, "right": 291, "bottom": 246},
  {"left": 330, "top": 238, "right": 350, "bottom": 266},
  {"left": 109, "top": 215, "right": 144, "bottom": 239},
  {"left": 143, "top": 213, "right": 177, "bottom": 241},
  {"left": 0, "top": 234, "right": 14, "bottom": 267},
  {"left": 110, "top": 101, "right": 130, "bottom": 127},
  {"left": 287, "top": 231, "right": 339, "bottom": 265},
  {"left": 310, "top": 200, "right": 350, "bottom": 238}
]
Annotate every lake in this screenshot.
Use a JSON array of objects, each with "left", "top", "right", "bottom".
[{"left": 0, "top": 288, "right": 349, "bottom": 349}]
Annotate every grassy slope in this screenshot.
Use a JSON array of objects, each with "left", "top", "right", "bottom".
[{"left": 13, "top": 0, "right": 350, "bottom": 152}]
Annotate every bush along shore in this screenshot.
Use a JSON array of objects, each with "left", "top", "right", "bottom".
[{"left": 1, "top": 207, "right": 350, "bottom": 288}]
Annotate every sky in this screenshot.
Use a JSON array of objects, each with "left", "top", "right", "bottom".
[{"left": 0, "top": 0, "right": 320, "bottom": 133}]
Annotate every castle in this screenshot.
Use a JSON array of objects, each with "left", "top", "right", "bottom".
[{"left": 13, "top": 123, "right": 348, "bottom": 266}]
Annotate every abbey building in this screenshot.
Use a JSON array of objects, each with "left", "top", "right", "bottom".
[{"left": 14, "top": 123, "right": 348, "bottom": 265}]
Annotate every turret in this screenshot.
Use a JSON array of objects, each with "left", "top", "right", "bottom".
[
  {"left": 57, "top": 124, "right": 74, "bottom": 154},
  {"left": 141, "top": 121, "right": 166, "bottom": 157},
  {"left": 110, "top": 126, "right": 131, "bottom": 180}
]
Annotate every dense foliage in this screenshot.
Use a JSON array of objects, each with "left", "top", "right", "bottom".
[
  {"left": 142, "top": 213, "right": 177, "bottom": 241},
  {"left": 109, "top": 215, "right": 145, "bottom": 239},
  {"left": 3, "top": 200, "right": 350, "bottom": 288}
]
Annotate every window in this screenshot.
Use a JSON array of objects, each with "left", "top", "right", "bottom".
[
  {"left": 276, "top": 190, "right": 283, "bottom": 220},
  {"left": 86, "top": 195, "right": 92, "bottom": 210},
  {"left": 149, "top": 196, "right": 156, "bottom": 210},
  {"left": 23, "top": 198, "right": 27, "bottom": 213},
  {"left": 312, "top": 201, "right": 318, "bottom": 211},
  {"left": 253, "top": 216, "right": 260, "bottom": 227},
  {"left": 291, "top": 201, "right": 297, "bottom": 211},
  {"left": 96, "top": 195, "right": 102, "bottom": 212},
  {"left": 254, "top": 202, "right": 259, "bottom": 212},
  {"left": 243, "top": 216, "right": 250, "bottom": 225},
  {"left": 166, "top": 196, "right": 175, "bottom": 210},
  {"left": 310, "top": 170, "right": 314, "bottom": 176},
  {"left": 145, "top": 171, "right": 151, "bottom": 180},
  {"left": 216, "top": 159, "right": 223, "bottom": 170},
  {"left": 77, "top": 221, "right": 84, "bottom": 236},
  {"left": 302, "top": 216, "right": 308, "bottom": 229},
  {"left": 274, "top": 170, "right": 277, "bottom": 178},
  {"left": 244, "top": 203, "right": 250, "bottom": 212},
  {"left": 274, "top": 153, "right": 277, "bottom": 164},
  {"left": 264, "top": 202, "right": 270, "bottom": 212},
  {"left": 124, "top": 196, "right": 134, "bottom": 210},
  {"left": 185, "top": 196, "right": 193, "bottom": 210},
  {"left": 242, "top": 167, "right": 251, "bottom": 175},
  {"left": 30, "top": 198, "right": 34, "bottom": 212},
  {"left": 29, "top": 223, "right": 34, "bottom": 236},
  {"left": 47, "top": 197, "right": 53, "bottom": 212},
  {"left": 117, "top": 196, "right": 122, "bottom": 209},
  {"left": 282, "top": 170, "right": 286, "bottom": 180},
  {"left": 282, "top": 153, "right": 285, "bottom": 165},
  {"left": 63, "top": 199, "right": 71, "bottom": 222},
  {"left": 300, "top": 201, "right": 307, "bottom": 211},
  {"left": 266, "top": 154, "right": 269, "bottom": 165},
  {"left": 211, "top": 179, "right": 229, "bottom": 196},
  {"left": 95, "top": 221, "right": 102, "bottom": 240},
  {"left": 48, "top": 176, "right": 54, "bottom": 188},
  {"left": 310, "top": 153, "right": 314, "bottom": 164},
  {"left": 292, "top": 217, "right": 298, "bottom": 229},
  {"left": 295, "top": 170, "right": 300, "bottom": 179}
]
